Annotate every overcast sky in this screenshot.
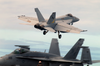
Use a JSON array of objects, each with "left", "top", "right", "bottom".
[{"left": 0, "top": 0, "right": 100, "bottom": 66}]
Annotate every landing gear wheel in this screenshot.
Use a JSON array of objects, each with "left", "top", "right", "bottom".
[
  {"left": 59, "top": 34, "right": 62, "bottom": 39},
  {"left": 58, "top": 31, "right": 62, "bottom": 39},
  {"left": 43, "top": 31, "right": 46, "bottom": 35},
  {"left": 87, "top": 65, "right": 89, "bottom": 66}
]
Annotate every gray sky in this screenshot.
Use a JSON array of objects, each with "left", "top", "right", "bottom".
[{"left": 0, "top": 0, "right": 100, "bottom": 66}]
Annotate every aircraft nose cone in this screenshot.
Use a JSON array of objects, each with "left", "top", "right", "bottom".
[
  {"left": 0, "top": 58, "right": 2, "bottom": 65},
  {"left": 77, "top": 18, "right": 80, "bottom": 21},
  {"left": 0, "top": 57, "right": 4, "bottom": 65},
  {"left": 75, "top": 17, "right": 79, "bottom": 21}
]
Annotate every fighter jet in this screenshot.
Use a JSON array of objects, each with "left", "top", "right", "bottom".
[
  {"left": 0, "top": 38, "right": 100, "bottom": 66},
  {"left": 18, "top": 8, "right": 87, "bottom": 39}
]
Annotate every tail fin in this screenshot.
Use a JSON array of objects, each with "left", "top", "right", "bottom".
[
  {"left": 64, "top": 38, "right": 84, "bottom": 60},
  {"left": 81, "top": 46, "right": 92, "bottom": 64},
  {"left": 49, "top": 38, "right": 60, "bottom": 56},
  {"left": 35, "top": 8, "right": 45, "bottom": 22},
  {"left": 47, "top": 12, "right": 56, "bottom": 24}
]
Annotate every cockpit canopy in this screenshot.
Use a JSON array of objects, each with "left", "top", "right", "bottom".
[
  {"left": 66, "top": 14, "right": 73, "bottom": 17},
  {"left": 13, "top": 48, "right": 29, "bottom": 54}
]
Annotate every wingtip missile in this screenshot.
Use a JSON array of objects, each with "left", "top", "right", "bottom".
[{"left": 81, "top": 30, "right": 87, "bottom": 32}]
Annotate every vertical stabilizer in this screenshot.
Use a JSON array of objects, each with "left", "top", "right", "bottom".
[
  {"left": 81, "top": 46, "right": 92, "bottom": 64},
  {"left": 49, "top": 38, "right": 60, "bottom": 56},
  {"left": 64, "top": 38, "right": 84, "bottom": 60},
  {"left": 35, "top": 8, "right": 45, "bottom": 22},
  {"left": 47, "top": 12, "right": 56, "bottom": 24}
]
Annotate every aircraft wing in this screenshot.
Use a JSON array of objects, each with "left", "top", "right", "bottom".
[
  {"left": 16, "top": 56, "right": 81, "bottom": 63},
  {"left": 19, "top": 23, "right": 33, "bottom": 25},
  {"left": 18, "top": 15, "right": 39, "bottom": 25},
  {"left": 92, "top": 60, "right": 100, "bottom": 63},
  {"left": 55, "top": 22, "right": 86, "bottom": 33}
]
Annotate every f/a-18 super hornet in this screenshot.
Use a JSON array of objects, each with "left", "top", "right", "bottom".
[
  {"left": 0, "top": 38, "right": 99, "bottom": 66},
  {"left": 18, "top": 8, "right": 87, "bottom": 39}
]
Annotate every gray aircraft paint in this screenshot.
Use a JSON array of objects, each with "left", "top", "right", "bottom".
[
  {"left": 81, "top": 47, "right": 92, "bottom": 64},
  {"left": 35, "top": 8, "right": 46, "bottom": 22},
  {"left": 0, "top": 38, "right": 100, "bottom": 66},
  {"left": 64, "top": 39, "right": 84, "bottom": 60},
  {"left": 18, "top": 8, "right": 87, "bottom": 39},
  {"left": 49, "top": 38, "right": 60, "bottom": 56}
]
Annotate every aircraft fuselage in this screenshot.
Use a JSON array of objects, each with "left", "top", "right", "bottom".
[{"left": 0, "top": 51, "right": 62, "bottom": 66}]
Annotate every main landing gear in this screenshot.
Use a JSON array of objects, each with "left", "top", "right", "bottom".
[
  {"left": 43, "top": 30, "right": 62, "bottom": 39},
  {"left": 43, "top": 30, "right": 48, "bottom": 35},
  {"left": 58, "top": 31, "right": 62, "bottom": 39},
  {"left": 87, "top": 65, "right": 89, "bottom": 66}
]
